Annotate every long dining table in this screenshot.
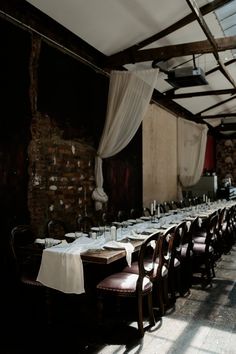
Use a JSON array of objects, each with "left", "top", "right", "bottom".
[{"left": 29, "top": 199, "right": 236, "bottom": 295}]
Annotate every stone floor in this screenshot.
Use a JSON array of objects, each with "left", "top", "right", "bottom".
[{"left": 3, "top": 245, "right": 236, "bottom": 353}]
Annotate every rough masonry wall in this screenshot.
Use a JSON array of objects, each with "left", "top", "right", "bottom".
[{"left": 28, "top": 112, "right": 95, "bottom": 235}]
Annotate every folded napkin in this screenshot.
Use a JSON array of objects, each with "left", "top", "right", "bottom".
[{"left": 103, "top": 240, "right": 134, "bottom": 267}]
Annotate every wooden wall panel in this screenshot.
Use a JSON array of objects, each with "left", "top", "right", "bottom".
[{"left": 143, "top": 104, "right": 178, "bottom": 207}]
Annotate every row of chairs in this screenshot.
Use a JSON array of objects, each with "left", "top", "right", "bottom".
[
  {"left": 96, "top": 221, "right": 193, "bottom": 337},
  {"left": 96, "top": 204, "right": 236, "bottom": 337}
]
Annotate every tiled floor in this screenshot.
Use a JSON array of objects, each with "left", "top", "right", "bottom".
[{"left": 3, "top": 245, "right": 236, "bottom": 353}]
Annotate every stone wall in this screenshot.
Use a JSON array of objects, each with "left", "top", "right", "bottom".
[
  {"left": 216, "top": 138, "right": 236, "bottom": 187},
  {"left": 28, "top": 112, "right": 96, "bottom": 235}
]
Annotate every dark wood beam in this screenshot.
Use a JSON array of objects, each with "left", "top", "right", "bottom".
[
  {"left": 105, "top": 36, "right": 236, "bottom": 67},
  {"left": 151, "top": 90, "right": 209, "bottom": 126},
  {"left": 197, "top": 95, "right": 236, "bottom": 115},
  {"left": 186, "top": 0, "right": 236, "bottom": 88},
  {"left": 205, "top": 58, "right": 236, "bottom": 75},
  {"left": 105, "top": 0, "right": 232, "bottom": 67},
  {"left": 164, "top": 88, "right": 236, "bottom": 99},
  {"left": 215, "top": 123, "right": 236, "bottom": 131},
  {"left": 0, "top": 0, "right": 106, "bottom": 69},
  {"left": 201, "top": 113, "right": 236, "bottom": 119}
]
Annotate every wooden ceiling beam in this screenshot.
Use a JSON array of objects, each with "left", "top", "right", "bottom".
[
  {"left": 105, "top": 35, "right": 236, "bottom": 67},
  {"left": 206, "top": 58, "right": 236, "bottom": 75},
  {"left": 186, "top": 0, "right": 236, "bottom": 88},
  {"left": 215, "top": 123, "right": 236, "bottom": 131},
  {"left": 0, "top": 0, "right": 106, "bottom": 68},
  {"left": 201, "top": 113, "right": 236, "bottom": 119},
  {"left": 197, "top": 95, "right": 236, "bottom": 115},
  {"left": 164, "top": 88, "right": 236, "bottom": 99},
  {"left": 105, "top": 0, "right": 232, "bottom": 68}
]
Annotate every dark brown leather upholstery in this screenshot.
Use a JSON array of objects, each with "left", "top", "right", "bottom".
[
  {"left": 122, "top": 232, "right": 167, "bottom": 315},
  {"left": 96, "top": 233, "right": 158, "bottom": 337}
]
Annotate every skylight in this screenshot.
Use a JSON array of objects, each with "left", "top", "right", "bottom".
[{"left": 215, "top": 0, "right": 236, "bottom": 57}]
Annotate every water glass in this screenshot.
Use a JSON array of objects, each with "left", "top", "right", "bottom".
[
  {"left": 45, "top": 238, "right": 54, "bottom": 248},
  {"left": 104, "top": 226, "right": 111, "bottom": 241}
]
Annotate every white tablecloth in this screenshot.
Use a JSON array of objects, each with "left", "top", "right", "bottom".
[
  {"left": 37, "top": 236, "right": 134, "bottom": 294},
  {"left": 37, "top": 237, "right": 104, "bottom": 294}
]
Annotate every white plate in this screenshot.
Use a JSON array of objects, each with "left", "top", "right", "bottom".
[
  {"left": 128, "top": 234, "right": 148, "bottom": 240},
  {"left": 103, "top": 241, "right": 126, "bottom": 250},
  {"left": 135, "top": 218, "right": 144, "bottom": 223},
  {"left": 65, "top": 232, "right": 88, "bottom": 238},
  {"left": 145, "top": 228, "right": 160, "bottom": 233},
  {"left": 34, "top": 238, "right": 61, "bottom": 246},
  {"left": 127, "top": 219, "right": 136, "bottom": 223},
  {"left": 140, "top": 216, "right": 150, "bottom": 221},
  {"left": 91, "top": 227, "right": 100, "bottom": 232}
]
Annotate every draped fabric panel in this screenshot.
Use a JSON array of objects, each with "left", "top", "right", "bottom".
[
  {"left": 177, "top": 118, "right": 208, "bottom": 198},
  {"left": 92, "top": 69, "right": 159, "bottom": 210}
]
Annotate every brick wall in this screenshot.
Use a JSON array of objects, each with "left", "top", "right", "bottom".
[{"left": 28, "top": 112, "right": 96, "bottom": 235}]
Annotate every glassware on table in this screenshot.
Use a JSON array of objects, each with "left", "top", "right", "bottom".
[
  {"left": 45, "top": 238, "right": 54, "bottom": 248},
  {"left": 104, "top": 226, "right": 111, "bottom": 241}
]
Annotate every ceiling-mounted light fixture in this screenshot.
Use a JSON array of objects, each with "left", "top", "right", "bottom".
[{"left": 165, "top": 54, "right": 208, "bottom": 88}]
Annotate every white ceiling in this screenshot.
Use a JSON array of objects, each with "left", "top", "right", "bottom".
[{"left": 26, "top": 0, "right": 236, "bottom": 133}]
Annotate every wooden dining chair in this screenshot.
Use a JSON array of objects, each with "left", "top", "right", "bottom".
[
  {"left": 96, "top": 233, "right": 157, "bottom": 337},
  {"left": 130, "top": 208, "right": 141, "bottom": 219},
  {"left": 46, "top": 219, "right": 67, "bottom": 239},
  {"left": 142, "top": 207, "right": 151, "bottom": 217},
  {"left": 191, "top": 214, "right": 218, "bottom": 287},
  {"left": 116, "top": 210, "right": 127, "bottom": 222},
  {"left": 122, "top": 231, "right": 167, "bottom": 316},
  {"left": 10, "top": 225, "right": 52, "bottom": 325},
  {"left": 217, "top": 207, "right": 233, "bottom": 255},
  {"left": 76, "top": 215, "right": 94, "bottom": 233},
  {"left": 168, "top": 221, "right": 189, "bottom": 300}
]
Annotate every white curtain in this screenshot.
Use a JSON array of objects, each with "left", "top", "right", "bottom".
[
  {"left": 178, "top": 117, "right": 208, "bottom": 196},
  {"left": 92, "top": 69, "right": 159, "bottom": 210}
]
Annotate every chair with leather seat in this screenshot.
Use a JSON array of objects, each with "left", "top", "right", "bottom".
[
  {"left": 167, "top": 221, "right": 185, "bottom": 299},
  {"left": 122, "top": 231, "right": 167, "bottom": 316},
  {"left": 191, "top": 214, "right": 218, "bottom": 287},
  {"left": 218, "top": 207, "right": 234, "bottom": 255},
  {"left": 191, "top": 211, "right": 219, "bottom": 263},
  {"left": 10, "top": 225, "right": 52, "bottom": 325},
  {"left": 179, "top": 220, "right": 194, "bottom": 294},
  {"left": 96, "top": 233, "right": 158, "bottom": 337}
]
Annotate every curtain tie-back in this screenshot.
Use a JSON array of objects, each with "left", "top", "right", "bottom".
[{"left": 92, "top": 187, "right": 108, "bottom": 211}]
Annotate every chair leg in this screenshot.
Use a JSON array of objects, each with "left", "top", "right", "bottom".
[
  {"left": 97, "top": 295, "right": 104, "bottom": 325},
  {"left": 163, "top": 276, "right": 169, "bottom": 309},
  {"left": 147, "top": 293, "right": 155, "bottom": 327},
  {"left": 137, "top": 294, "right": 144, "bottom": 337},
  {"left": 157, "top": 282, "right": 165, "bottom": 316},
  {"left": 45, "top": 288, "right": 52, "bottom": 326}
]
